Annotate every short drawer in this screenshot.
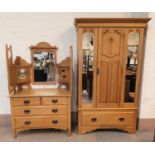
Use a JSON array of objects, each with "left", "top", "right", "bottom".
[
  {"left": 14, "top": 105, "right": 67, "bottom": 116},
  {"left": 60, "top": 74, "right": 69, "bottom": 82},
  {"left": 82, "top": 111, "right": 134, "bottom": 126},
  {"left": 12, "top": 97, "right": 40, "bottom": 106},
  {"left": 15, "top": 116, "right": 67, "bottom": 129},
  {"left": 42, "top": 97, "right": 67, "bottom": 105}
]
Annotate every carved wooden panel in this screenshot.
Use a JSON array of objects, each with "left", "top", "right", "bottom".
[{"left": 97, "top": 28, "right": 124, "bottom": 107}]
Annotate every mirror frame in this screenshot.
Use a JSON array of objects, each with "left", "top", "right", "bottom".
[{"left": 30, "top": 42, "right": 57, "bottom": 85}]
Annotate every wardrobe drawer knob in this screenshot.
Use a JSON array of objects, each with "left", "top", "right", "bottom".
[
  {"left": 119, "top": 117, "right": 125, "bottom": 121},
  {"left": 24, "top": 100, "right": 30, "bottom": 105},
  {"left": 52, "top": 109, "right": 58, "bottom": 113},
  {"left": 91, "top": 118, "right": 97, "bottom": 122},
  {"left": 24, "top": 109, "right": 31, "bottom": 114},
  {"left": 24, "top": 121, "right": 31, "bottom": 125},
  {"left": 52, "top": 99, "right": 58, "bottom": 103},
  {"left": 52, "top": 120, "right": 58, "bottom": 124}
]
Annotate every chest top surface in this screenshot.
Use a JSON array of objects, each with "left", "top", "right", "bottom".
[{"left": 10, "top": 88, "right": 71, "bottom": 97}]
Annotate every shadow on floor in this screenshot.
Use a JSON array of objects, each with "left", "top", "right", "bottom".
[{"left": 0, "top": 115, "right": 154, "bottom": 142}]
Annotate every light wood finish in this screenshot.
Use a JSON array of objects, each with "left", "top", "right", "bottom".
[
  {"left": 6, "top": 48, "right": 32, "bottom": 93},
  {"left": 14, "top": 56, "right": 31, "bottom": 85},
  {"left": 12, "top": 97, "right": 41, "bottom": 106},
  {"left": 77, "top": 28, "right": 98, "bottom": 108},
  {"left": 75, "top": 18, "right": 150, "bottom": 134},
  {"left": 42, "top": 96, "right": 67, "bottom": 105},
  {"left": 67, "top": 97, "right": 71, "bottom": 136},
  {"left": 74, "top": 18, "right": 151, "bottom": 26},
  {"left": 15, "top": 116, "right": 67, "bottom": 129},
  {"left": 10, "top": 88, "right": 71, "bottom": 97},
  {"left": 81, "top": 111, "right": 134, "bottom": 126},
  {"left": 57, "top": 46, "right": 73, "bottom": 94},
  {"left": 7, "top": 43, "right": 73, "bottom": 137},
  {"left": 6, "top": 44, "right": 15, "bottom": 93},
  {"left": 10, "top": 88, "right": 71, "bottom": 137},
  {"left": 69, "top": 46, "right": 73, "bottom": 93},
  {"left": 14, "top": 105, "right": 67, "bottom": 116},
  {"left": 75, "top": 18, "right": 151, "bottom": 29},
  {"left": 97, "top": 28, "right": 124, "bottom": 107},
  {"left": 30, "top": 42, "right": 57, "bottom": 85}
]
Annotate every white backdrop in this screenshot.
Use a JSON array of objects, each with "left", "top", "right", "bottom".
[{"left": 0, "top": 12, "right": 154, "bottom": 118}]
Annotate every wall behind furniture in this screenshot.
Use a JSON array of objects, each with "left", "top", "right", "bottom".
[
  {"left": 140, "top": 12, "right": 155, "bottom": 118},
  {"left": 0, "top": 12, "right": 154, "bottom": 119}
]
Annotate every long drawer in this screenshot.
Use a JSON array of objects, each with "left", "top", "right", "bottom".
[
  {"left": 14, "top": 105, "right": 67, "bottom": 116},
  {"left": 12, "top": 97, "right": 41, "bottom": 106},
  {"left": 82, "top": 111, "right": 134, "bottom": 126},
  {"left": 42, "top": 97, "right": 67, "bottom": 105},
  {"left": 15, "top": 116, "right": 67, "bottom": 129}
]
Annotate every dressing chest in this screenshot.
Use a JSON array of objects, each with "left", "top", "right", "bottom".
[{"left": 6, "top": 42, "right": 73, "bottom": 137}]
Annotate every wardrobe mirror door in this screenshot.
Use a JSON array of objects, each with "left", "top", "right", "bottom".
[
  {"left": 124, "top": 32, "right": 139, "bottom": 103},
  {"left": 82, "top": 32, "right": 94, "bottom": 103}
]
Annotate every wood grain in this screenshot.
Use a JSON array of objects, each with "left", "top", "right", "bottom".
[{"left": 75, "top": 18, "right": 150, "bottom": 134}]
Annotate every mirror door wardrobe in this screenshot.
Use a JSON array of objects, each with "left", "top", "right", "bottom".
[{"left": 75, "top": 18, "right": 151, "bottom": 134}]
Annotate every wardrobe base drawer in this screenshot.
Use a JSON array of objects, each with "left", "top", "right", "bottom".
[
  {"left": 15, "top": 116, "right": 67, "bottom": 129},
  {"left": 81, "top": 111, "right": 135, "bottom": 126}
]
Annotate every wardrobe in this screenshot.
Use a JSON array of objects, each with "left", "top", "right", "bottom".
[{"left": 75, "top": 18, "right": 150, "bottom": 134}]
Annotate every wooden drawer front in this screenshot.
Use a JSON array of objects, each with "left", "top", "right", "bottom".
[
  {"left": 42, "top": 97, "right": 67, "bottom": 105},
  {"left": 61, "top": 73, "right": 69, "bottom": 82},
  {"left": 82, "top": 112, "right": 134, "bottom": 126},
  {"left": 60, "top": 68, "right": 68, "bottom": 74},
  {"left": 12, "top": 97, "right": 40, "bottom": 106},
  {"left": 14, "top": 105, "right": 67, "bottom": 116},
  {"left": 15, "top": 116, "right": 67, "bottom": 129}
]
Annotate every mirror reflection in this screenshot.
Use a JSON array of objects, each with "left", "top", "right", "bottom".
[
  {"left": 33, "top": 51, "right": 56, "bottom": 82},
  {"left": 124, "top": 32, "right": 139, "bottom": 103},
  {"left": 18, "top": 68, "right": 28, "bottom": 79},
  {"left": 82, "top": 32, "right": 94, "bottom": 103}
]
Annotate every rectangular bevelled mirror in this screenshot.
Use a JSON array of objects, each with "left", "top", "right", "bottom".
[
  {"left": 82, "top": 32, "right": 94, "bottom": 103},
  {"left": 30, "top": 42, "right": 57, "bottom": 84},
  {"left": 124, "top": 31, "right": 140, "bottom": 103},
  {"left": 33, "top": 51, "right": 56, "bottom": 82}
]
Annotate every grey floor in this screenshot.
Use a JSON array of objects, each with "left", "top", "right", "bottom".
[{"left": 0, "top": 115, "right": 154, "bottom": 142}]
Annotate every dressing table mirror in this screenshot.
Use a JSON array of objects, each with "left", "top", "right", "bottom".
[{"left": 30, "top": 42, "right": 57, "bottom": 84}]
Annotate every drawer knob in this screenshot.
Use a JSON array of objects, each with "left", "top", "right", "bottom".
[
  {"left": 52, "top": 109, "right": 58, "bottom": 113},
  {"left": 24, "top": 100, "right": 30, "bottom": 105},
  {"left": 62, "top": 75, "right": 67, "bottom": 78},
  {"left": 119, "top": 117, "right": 125, "bottom": 121},
  {"left": 52, "top": 120, "right": 58, "bottom": 124},
  {"left": 24, "top": 109, "right": 31, "bottom": 114},
  {"left": 24, "top": 121, "right": 31, "bottom": 125},
  {"left": 52, "top": 99, "right": 58, "bottom": 103},
  {"left": 91, "top": 118, "right": 97, "bottom": 122}
]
